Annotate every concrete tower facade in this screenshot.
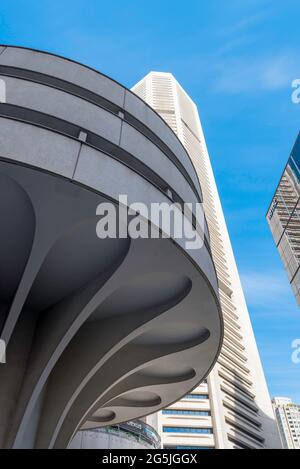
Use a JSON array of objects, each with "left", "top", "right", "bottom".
[{"left": 132, "top": 72, "right": 281, "bottom": 449}]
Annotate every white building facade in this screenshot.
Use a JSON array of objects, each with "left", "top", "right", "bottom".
[
  {"left": 132, "top": 72, "right": 281, "bottom": 449},
  {"left": 272, "top": 397, "right": 300, "bottom": 449}
]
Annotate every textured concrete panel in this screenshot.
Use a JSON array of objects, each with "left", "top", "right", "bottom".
[
  {"left": 0, "top": 118, "right": 80, "bottom": 178},
  {"left": 0, "top": 47, "right": 125, "bottom": 107},
  {"left": 74, "top": 145, "right": 182, "bottom": 208},
  {"left": 120, "top": 122, "right": 199, "bottom": 206},
  {"left": 4, "top": 77, "right": 122, "bottom": 144}
]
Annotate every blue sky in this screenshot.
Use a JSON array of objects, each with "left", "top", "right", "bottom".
[{"left": 0, "top": 0, "right": 299, "bottom": 402}]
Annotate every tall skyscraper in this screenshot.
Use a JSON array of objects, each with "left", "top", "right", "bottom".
[
  {"left": 267, "top": 134, "right": 300, "bottom": 307},
  {"left": 272, "top": 397, "right": 300, "bottom": 449},
  {"left": 132, "top": 72, "right": 281, "bottom": 449}
]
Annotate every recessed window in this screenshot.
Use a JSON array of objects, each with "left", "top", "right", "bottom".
[
  {"left": 163, "top": 426, "right": 213, "bottom": 434},
  {"left": 162, "top": 409, "right": 211, "bottom": 416}
]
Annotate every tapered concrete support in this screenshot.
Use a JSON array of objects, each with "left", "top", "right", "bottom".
[{"left": 0, "top": 46, "right": 223, "bottom": 448}]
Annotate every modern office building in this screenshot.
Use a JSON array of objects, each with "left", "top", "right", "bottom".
[
  {"left": 267, "top": 134, "right": 300, "bottom": 306},
  {"left": 272, "top": 397, "right": 300, "bottom": 449},
  {"left": 0, "top": 47, "right": 223, "bottom": 448},
  {"left": 132, "top": 72, "right": 281, "bottom": 449}
]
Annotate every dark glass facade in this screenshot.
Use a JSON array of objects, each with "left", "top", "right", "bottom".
[{"left": 267, "top": 133, "right": 300, "bottom": 306}]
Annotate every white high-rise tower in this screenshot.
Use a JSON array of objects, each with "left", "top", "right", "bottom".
[{"left": 132, "top": 72, "right": 281, "bottom": 449}]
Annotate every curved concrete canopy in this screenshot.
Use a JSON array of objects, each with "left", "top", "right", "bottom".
[{"left": 0, "top": 46, "right": 223, "bottom": 448}]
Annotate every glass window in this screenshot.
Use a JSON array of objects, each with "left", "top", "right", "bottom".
[
  {"left": 163, "top": 426, "right": 213, "bottom": 434},
  {"left": 164, "top": 445, "right": 214, "bottom": 450},
  {"left": 184, "top": 393, "right": 209, "bottom": 400},
  {"left": 162, "top": 409, "right": 210, "bottom": 416}
]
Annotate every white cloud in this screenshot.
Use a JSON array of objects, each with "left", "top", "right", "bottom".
[
  {"left": 213, "top": 51, "right": 299, "bottom": 93},
  {"left": 240, "top": 270, "right": 296, "bottom": 310},
  {"left": 222, "top": 12, "right": 267, "bottom": 35}
]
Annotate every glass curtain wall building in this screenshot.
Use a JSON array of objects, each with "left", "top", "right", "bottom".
[{"left": 267, "top": 134, "right": 300, "bottom": 306}]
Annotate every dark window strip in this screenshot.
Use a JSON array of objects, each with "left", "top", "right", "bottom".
[
  {"left": 0, "top": 65, "right": 120, "bottom": 115},
  {"left": 124, "top": 111, "right": 202, "bottom": 201},
  {"left": 223, "top": 403, "right": 261, "bottom": 429},
  {"left": 0, "top": 103, "right": 209, "bottom": 251},
  {"left": 227, "top": 436, "right": 256, "bottom": 450},
  {"left": 0, "top": 65, "right": 201, "bottom": 202},
  {"left": 226, "top": 419, "right": 265, "bottom": 444}
]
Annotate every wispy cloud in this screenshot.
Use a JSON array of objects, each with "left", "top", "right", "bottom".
[
  {"left": 213, "top": 51, "right": 299, "bottom": 93},
  {"left": 218, "top": 34, "right": 257, "bottom": 54},
  {"left": 240, "top": 270, "right": 296, "bottom": 310},
  {"left": 223, "top": 12, "right": 267, "bottom": 35},
  {"left": 218, "top": 4, "right": 272, "bottom": 53}
]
